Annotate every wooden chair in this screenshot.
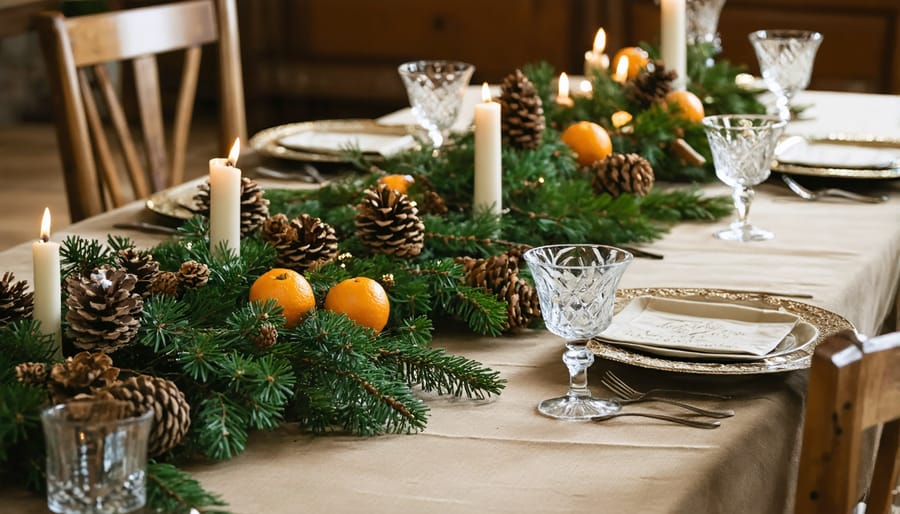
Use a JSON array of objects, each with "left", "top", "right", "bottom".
[
  {"left": 35, "top": 0, "right": 246, "bottom": 222},
  {"left": 795, "top": 329, "right": 900, "bottom": 514}
]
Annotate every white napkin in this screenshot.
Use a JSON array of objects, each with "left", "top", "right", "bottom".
[
  {"left": 776, "top": 136, "right": 900, "bottom": 169},
  {"left": 278, "top": 131, "right": 416, "bottom": 158},
  {"left": 599, "top": 296, "right": 800, "bottom": 356}
]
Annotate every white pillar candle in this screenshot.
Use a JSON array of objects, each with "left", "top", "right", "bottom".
[
  {"left": 661, "top": 0, "right": 687, "bottom": 91},
  {"left": 209, "top": 138, "right": 242, "bottom": 257},
  {"left": 474, "top": 83, "right": 502, "bottom": 217},
  {"left": 583, "top": 28, "right": 610, "bottom": 76},
  {"left": 32, "top": 207, "right": 61, "bottom": 357}
]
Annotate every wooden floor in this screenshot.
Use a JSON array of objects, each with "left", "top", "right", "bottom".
[{"left": 0, "top": 122, "right": 215, "bottom": 251}]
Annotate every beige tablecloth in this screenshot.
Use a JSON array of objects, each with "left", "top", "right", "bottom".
[{"left": 2, "top": 90, "right": 899, "bottom": 513}]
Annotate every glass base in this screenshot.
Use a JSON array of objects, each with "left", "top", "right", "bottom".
[
  {"left": 538, "top": 395, "right": 620, "bottom": 420},
  {"left": 714, "top": 224, "right": 774, "bottom": 242}
]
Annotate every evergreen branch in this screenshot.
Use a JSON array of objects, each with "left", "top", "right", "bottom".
[
  {"left": 439, "top": 285, "right": 508, "bottom": 336},
  {"left": 195, "top": 393, "right": 249, "bottom": 460},
  {"left": 642, "top": 188, "right": 733, "bottom": 221},
  {"left": 146, "top": 461, "right": 229, "bottom": 514},
  {"left": 60, "top": 234, "right": 116, "bottom": 278}
]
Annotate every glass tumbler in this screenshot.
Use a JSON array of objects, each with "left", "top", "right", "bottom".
[{"left": 41, "top": 404, "right": 153, "bottom": 514}]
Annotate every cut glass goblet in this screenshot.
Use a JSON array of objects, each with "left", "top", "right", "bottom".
[
  {"left": 397, "top": 60, "right": 474, "bottom": 152},
  {"left": 749, "top": 30, "right": 823, "bottom": 121},
  {"left": 523, "top": 244, "right": 633, "bottom": 420}
]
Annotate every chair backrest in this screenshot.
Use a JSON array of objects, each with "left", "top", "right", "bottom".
[
  {"left": 795, "top": 329, "right": 900, "bottom": 514},
  {"left": 36, "top": 0, "right": 246, "bottom": 222}
]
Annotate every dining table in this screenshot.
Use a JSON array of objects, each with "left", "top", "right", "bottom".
[{"left": 2, "top": 89, "right": 899, "bottom": 513}]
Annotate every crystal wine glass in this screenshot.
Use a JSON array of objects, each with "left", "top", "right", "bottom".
[
  {"left": 397, "top": 60, "right": 475, "bottom": 152},
  {"left": 702, "top": 114, "right": 787, "bottom": 242},
  {"left": 523, "top": 244, "right": 633, "bottom": 420},
  {"left": 686, "top": 0, "right": 727, "bottom": 53},
  {"left": 749, "top": 30, "right": 823, "bottom": 121}
]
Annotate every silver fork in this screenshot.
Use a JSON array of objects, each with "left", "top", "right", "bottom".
[
  {"left": 592, "top": 412, "right": 720, "bottom": 429},
  {"left": 782, "top": 175, "right": 888, "bottom": 204},
  {"left": 601, "top": 372, "right": 735, "bottom": 418},
  {"left": 603, "top": 371, "right": 732, "bottom": 400}
]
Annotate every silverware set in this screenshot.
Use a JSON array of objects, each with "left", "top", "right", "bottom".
[
  {"left": 781, "top": 174, "right": 888, "bottom": 204},
  {"left": 592, "top": 371, "right": 733, "bottom": 429}
]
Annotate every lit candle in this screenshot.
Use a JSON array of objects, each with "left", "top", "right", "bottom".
[
  {"left": 474, "top": 83, "right": 502, "bottom": 216},
  {"left": 661, "top": 0, "right": 687, "bottom": 90},
  {"left": 209, "top": 138, "right": 242, "bottom": 257},
  {"left": 32, "top": 208, "right": 61, "bottom": 357},
  {"left": 556, "top": 72, "right": 574, "bottom": 107},
  {"left": 612, "top": 56, "right": 630, "bottom": 84},
  {"left": 583, "top": 28, "right": 610, "bottom": 76}
]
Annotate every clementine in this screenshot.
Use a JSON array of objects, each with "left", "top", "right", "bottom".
[
  {"left": 378, "top": 174, "right": 415, "bottom": 194},
  {"left": 324, "top": 277, "right": 390, "bottom": 333},
  {"left": 249, "top": 268, "right": 316, "bottom": 328},
  {"left": 664, "top": 90, "right": 705, "bottom": 123},
  {"left": 612, "top": 47, "right": 650, "bottom": 80},
  {"left": 560, "top": 121, "right": 613, "bottom": 166}
]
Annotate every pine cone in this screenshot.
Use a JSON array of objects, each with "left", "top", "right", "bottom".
[
  {"left": 252, "top": 322, "right": 278, "bottom": 350},
  {"left": 499, "top": 69, "right": 546, "bottom": 150},
  {"left": 149, "top": 271, "right": 181, "bottom": 297},
  {"left": 194, "top": 177, "right": 270, "bottom": 235},
  {"left": 15, "top": 361, "right": 47, "bottom": 385},
  {"left": 116, "top": 248, "right": 159, "bottom": 297},
  {"left": 457, "top": 249, "right": 541, "bottom": 331},
  {"left": 0, "top": 272, "right": 33, "bottom": 326},
  {"left": 178, "top": 260, "right": 210, "bottom": 290},
  {"left": 420, "top": 190, "right": 449, "bottom": 216},
  {"left": 65, "top": 268, "right": 143, "bottom": 352},
  {"left": 64, "top": 394, "right": 132, "bottom": 422},
  {"left": 591, "top": 153, "right": 655, "bottom": 197},
  {"left": 107, "top": 375, "right": 190, "bottom": 457},
  {"left": 261, "top": 213, "right": 340, "bottom": 272},
  {"left": 355, "top": 184, "right": 425, "bottom": 258},
  {"left": 47, "top": 351, "right": 120, "bottom": 403},
  {"left": 625, "top": 60, "right": 676, "bottom": 109}
]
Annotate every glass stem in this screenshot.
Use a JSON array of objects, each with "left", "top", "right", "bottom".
[
  {"left": 732, "top": 185, "right": 754, "bottom": 228},
  {"left": 563, "top": 341, "right": 595, "bottom": 399},
  {"left": 776, "top": 94, "right": 791, "bottom": 121}
]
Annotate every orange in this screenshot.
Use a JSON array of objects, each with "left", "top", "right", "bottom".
[
  {"left": 612, "top": 47, "right": 650, "bottom": 81},
  {"left": 378, "top": 174, "right": 414, "bottom": 194},
  {"left": 560, "top": 121, "right": 613, "bottom": 166},
  {"left": 249, "top": 268, "right": 316, "bottom": 328},
  {"left": 324, "top": 277, "right": 390, "bottom": 333},
  {"left": 664, "top": 90, "right": 705, "bottom": 123}
]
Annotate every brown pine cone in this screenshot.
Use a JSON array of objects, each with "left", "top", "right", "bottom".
[
  {"left": 355, "top": 184, "right": 425, "bottom": 258},
  {"left": 420, "top": 190, "right": 449, "bottom": 216},
  {"left": 149, "top": 271, "right": 181, "bottom": 297},
  {"left": 15, "top": 361, "right": 47, "bottom": 385},
  {"left": 107, "top": 374, "right": 191, "bottom": 457},
  {"left": 178, "top": 260, "right": 210, "bottom": 290},
  {"left": 0, "top": 272, "right": 33, "bottom": 326},
  {"left": 591, "top": 153, "right": 655, "bottom": 197},
  {"left": 47, "top": 351, "right": 120, "bottom": 403},
  {"left": 499, "top": 69, "right": 546, "bottom": 150},
  {"left": 457, "top": 249, "right": 541, "bottom": 331},
  {"left": 116, "top": 248, "right": 159, "bottom": 298},
  {"left": 625, "top": 60, "right": 677, "bottom": 109},
  {"left": 194, "top": 177, "right": 270, "bottom": 235},
  {"left": 64, "top": 394, "right": 132, "bottom": 422},
  {"left": 261, "top": 213, "right": 340, "bottom": 272},
  {"left": 65, "top": 269, "right": 144, "bottom": 352},
  {"left": 252, "top": 322, "right": 278, "bottom": 350}
]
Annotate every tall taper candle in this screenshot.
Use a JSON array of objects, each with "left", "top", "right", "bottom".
[
  {"left": 32, "top": 208, "right": 61, "bottom": 357},
  {"left": 661, "top": 0, "right": 687, "bottom": 91},
  {"left": 209, "top": 138, "right": 242, "bottom": 256},
  {"left": 474, "top": 83, "right": 502, "bottom": 216}
]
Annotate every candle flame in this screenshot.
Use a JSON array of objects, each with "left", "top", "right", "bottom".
[
  {"left": 558, "top": 72, "right": 570, "bottom": 99},
  {"left": 611, "top": 110, "right": 633, "bottom": 129},
  {"left": 593, "top": 28, "right": 607, "bottom": 54},
  {"left": 481, "top": 82, "right": 492, "bottom": 102},
  {"left": 39, "top": 207, "right": 51, "bottom": 242},
  {"left": 227, "top": 138, "right": 241, "bottom": 166},
  {"left": 613, "top": 55, "right": 630, "bottom": 83},
  {"left": 579, "top": 80, "right": 593, "bottom": 95}
]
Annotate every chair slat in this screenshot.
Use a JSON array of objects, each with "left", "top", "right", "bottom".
[
  {"left": 215, "top": 0, "right": 247, "bottom": 153},
  {"left": 91, "top": 64, "right": 151, "bottom": 200},
  {"left": 77, "top": 69, "right": 124, "bottom": 208},
  {"left": 132, "top": 55, "right": 169, "bottom": 193},
  {"left": 170, "top": 46, "right": 202, "bottom": 187}
]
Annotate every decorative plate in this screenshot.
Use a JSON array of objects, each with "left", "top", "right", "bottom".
[
  {"left": 145, "top": 182, "right": 202, "bottom": 221},
  {"left": 773, "top": 135, "right": 900, "bottom": 179},
  {"left": 587, "top": 288, "right": 853, "bottom": 375},
  {"left": 248, "top": 119, "right": 417, "bottom": 163}
]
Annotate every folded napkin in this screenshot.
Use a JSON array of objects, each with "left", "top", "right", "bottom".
[
  {"left": 776, "top": 137, "right": 900, "bottom": 169},
  {"left": 278, "top": 130, "right": 416, "bottom": 158},
  {"left": 599, "top": 296, "right": 800, "bottom": 357}
]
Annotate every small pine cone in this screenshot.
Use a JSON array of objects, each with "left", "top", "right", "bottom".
[
  {"left": 252, "top": 322, "right": 278, "bottom": 350},
  {"left": 506, "top": 277, "right": 541, "bottom": 331},
  {"left": 420, "top": 190, "right": 449, "bottom": 216},
  {"left": 261, "top": 213, "right": 340, "bottom": 272},
  {"left": 48, "top": 351, "right": 120, "bottom": 403},
  {"left": 107, "top": 375, "right": 191, "bottom": 457},
  {"left": 457, "top": 250, "right": 540, "bottom": 331},
  {"left": 15, "top": 362, "right": 47, "bottom": 385},
  {"left": 355, "top": 184, "right": 425, "bottom": 258},
  {"left": 116, "top": 248, "right": 159, "bottom": 297},
  {"left": 194, "top": 178, "right": 270, "bottom": 235},
  {"left": 591, "top": 153, "right": 655, "bottom": 198},
  {"left": 149, "top": 271, "right": 181, "bottom": 297},
  {"left": 0, "top": 272, "right": 33, "bottom": 326},
  {"left": 65, "top": 269, "right": 143, "bottom": 352},
  {"left": 178, "top": 260, "right": 210, "bottom": 290},
  {"left": 625, "top": 60, "right": 676, "bottom": 109},
  {"left": 499, "top": 69, "right": 546, "bottom": 150}
]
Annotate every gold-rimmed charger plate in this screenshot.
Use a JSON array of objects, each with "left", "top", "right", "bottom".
[
  {"left": 249, "top": 119, "right": 417, "bottom": 163},
  {"left": 587, "top": 288, "right": 853, "bottom": 375},
  {"left": 145, "top": 182, "right": 203, "bottom": 221},
  {"left": 773, "top": 135, "right": 900, "bottom": 179}
]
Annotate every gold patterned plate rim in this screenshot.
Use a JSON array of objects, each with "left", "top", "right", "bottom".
[
  {"left": 587, "top": 288, "right": 853, "bottom": 375},
  {"left": 773, "top": 135, "right": 900, "bottom": 180},
  {"left": 248, "top": 119, "right": 417, "bottom": 163},
  {"left": 145, "top": 182, "right": 202, "bottom": 221}
]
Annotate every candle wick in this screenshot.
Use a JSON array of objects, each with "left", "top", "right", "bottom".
[
  {"left": 225, "top": 160, "right": 235, "bottom": 167},
  {"left": 40, "top": 235, "right": 49, "bottom": 243}
]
